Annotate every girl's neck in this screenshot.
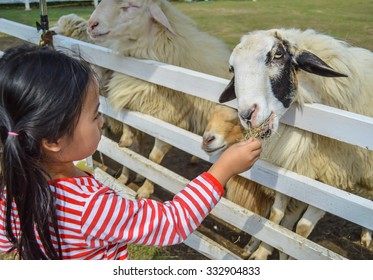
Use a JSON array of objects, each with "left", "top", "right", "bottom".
[{"left": 42, "top": 161, "right": 87, "bottom": 180}]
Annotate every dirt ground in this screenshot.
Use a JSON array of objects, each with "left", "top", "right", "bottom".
[{"left": 1, "top": 36, "right": 372, "bottom": 260}]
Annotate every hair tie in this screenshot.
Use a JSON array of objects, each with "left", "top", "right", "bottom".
[{"left": 8, "top": 132, "right": 19, "bottom": 136}]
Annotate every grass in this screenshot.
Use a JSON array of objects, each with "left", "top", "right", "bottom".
[
  {"left": 176, "top": 0, "right": 373, "bottom": 50},
  {"left": 0, "top": 243, "right": 200, "bottom": 260},
  {"left": 0, "top": 0, "right": 372, "bottom": 51},
  {"left": 0, "top": 252, "right": 16, "bottom": 260}
]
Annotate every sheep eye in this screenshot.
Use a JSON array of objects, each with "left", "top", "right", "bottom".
[
  {"left": 274, "top": 50, "right": 284, "bottom": 59},
  {"left": 229, "top": 65, "right": 234, "bottom": 73},
  {"left": 121, "top": 5, "right": 139, "bottom": 11}
]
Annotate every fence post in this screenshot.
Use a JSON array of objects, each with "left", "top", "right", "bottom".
[{"left": 25, "top": 0, "right": 31, "bottom": 10}]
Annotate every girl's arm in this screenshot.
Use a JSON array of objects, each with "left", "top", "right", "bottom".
[
  {"left": 81, "top": 172, "right": 223, "bottom": 246},
  {"left": 81, "top": 138, "right": 261, "bottom": 246}
]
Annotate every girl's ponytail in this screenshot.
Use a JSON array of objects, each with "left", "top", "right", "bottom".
[{"left": 1, "top": 120, "right": 62, "bottom": 259}]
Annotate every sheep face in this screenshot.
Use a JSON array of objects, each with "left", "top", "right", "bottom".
[
  {"left": 219, "top": 29, "right": 347, "bottom": 136},
  {"left": 87, "top": 0, "right": 174, "bottom": 44},
  {"left": 202, "top": 105, "right": 244, "bottom": 156}
]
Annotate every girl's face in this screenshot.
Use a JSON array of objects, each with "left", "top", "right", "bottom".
[{"left": 57, "top": 79, "right": 104, "bottom": 163}]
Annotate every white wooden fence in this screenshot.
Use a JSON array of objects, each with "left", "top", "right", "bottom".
[{"left": 1, "top": 18, "right": 373, "bottom": 260}]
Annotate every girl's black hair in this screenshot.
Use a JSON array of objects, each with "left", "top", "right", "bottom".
[{"left": 0, "top": 44, "right": 95, "bottom": 259}]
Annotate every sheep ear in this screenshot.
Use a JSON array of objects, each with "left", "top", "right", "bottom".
[
  {"left": 149, "top": 3, "right": 176, "bottom": 35},
  {"left": 219, "top": 77, "right": 236, "bottom": 103},
  {"left": 295, "top": 50, "right": 348, "bottom": 78}
]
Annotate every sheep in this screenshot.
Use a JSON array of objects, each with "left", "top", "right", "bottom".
[
  {"left": 51, "top": 13, "right": 146, "bottom": 181},
  {"left": 218, "top": 28, "right": 373, "bottom": 259},
  {"left": 50, "top": 13, "right": 117, "bottom": 99},
  {"left": 202, "top": 104, "right": 312, "bottom": 259},
  {"left": 86, "top": 0, "right": 232, "bottom": 198}
]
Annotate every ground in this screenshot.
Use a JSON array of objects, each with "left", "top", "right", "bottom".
[{"left": 1, "top": 37, "right": 372, "bottom": 260}]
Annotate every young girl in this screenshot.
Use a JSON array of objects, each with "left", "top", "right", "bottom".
[{"left": 0, "top": 44, "right": 262, "bottom": 260}]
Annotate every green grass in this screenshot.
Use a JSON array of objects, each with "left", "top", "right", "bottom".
[
  {"left": 175, "top": 0, "right": 373, "bottom": 50},
  {"left": 0, "top": 2, "right": 95, "bottom": 24},
  {"left": 0, "top": 245, "right": 160, "bottom": 260},
  {"left": 0, "top": 0, "right": 372, "bottom": 50},
  {"left": 0, "top": 244, "right": 201, "bottom": 260}
]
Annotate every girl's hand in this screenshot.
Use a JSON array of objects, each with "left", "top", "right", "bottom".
[{"left": 208, "top": 138, "right": 262, "bottom": 186}]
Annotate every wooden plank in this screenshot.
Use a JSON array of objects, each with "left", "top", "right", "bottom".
[
  {"left": 51, "top": 35, "right": 229, "bottom": 105},
  {"left": 94, "top": 167, "right": 137, "bottom": 201},
  {"left": 98, "top": 96, "right": 209, "bottom": 162},
  {"left": 183, "top": 231, "right": 242, "bottom": 260},
  {"left": 244, "top": 162, "right": 373, "bottom": 230},
  {"left": 212, "top": 199, "right": 346, "bottom": 260},
  {"left": 0, "top": 19, "right": 40, "bottom": 44},
  {"left": 281, "top": 103, "right": 373, "bottom": 150},
  {"left": 97, "top": 136, "right": 346, "bottom": 260},
  {"left": 93, "top": 167, "right": 241, "bottom": 260},
  {"left": 99, "top": 97, "right": 373, "bottom": 230}
]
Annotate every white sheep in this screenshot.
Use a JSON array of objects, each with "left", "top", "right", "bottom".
[
  {"left": 51, "top": 13, "right": 140, "bottom": 169},
  {"left": 86, "top": 0, "right": 232, "bottom": 198},
  {"left": 218, "top": 28, "right": 373, "bottom": 259}
]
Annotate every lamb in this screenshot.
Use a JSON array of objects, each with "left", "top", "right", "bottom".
[
  {"left": 86, "top": 0, "right": 232, "bottom": 198},
  {"left": 218, "top": 28, "right": 373, "bottom": 259}
]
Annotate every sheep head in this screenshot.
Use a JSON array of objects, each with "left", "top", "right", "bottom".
[
  {"left": 202, "top": 105, "right": 244, "bottom": 156},
  {"left": 219, "top": 29, "right": 348, "bottom": 137},
  {"left": 87, "top": 0, "right": 175, "bottom": 45}
]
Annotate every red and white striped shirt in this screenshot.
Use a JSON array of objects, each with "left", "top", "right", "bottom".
[{"left": 0, "top": 172, "right": 224, "bottom": 259}]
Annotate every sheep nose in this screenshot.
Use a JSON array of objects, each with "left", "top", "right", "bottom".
[
  {"left": 239, "top": 104, "right": 258, "bottom": 126},
  {"left": 240, "top": 110, "right": 254, "bottom": 124},
  {"left": 88, "top": 21, "right": 99, "bottom": 32},
  {"left": 202, "top": 134, "right": 215, "bottom": 149},
  {"left": 203, "top": 135, "right": 215, "bottom": 145}
]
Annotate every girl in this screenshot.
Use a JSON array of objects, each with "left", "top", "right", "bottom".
[{"left": 0, "top": 44, "right": 262, "bottom": 260}]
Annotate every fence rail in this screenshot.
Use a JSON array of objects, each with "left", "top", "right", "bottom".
[{"left": 1, "top": 18, "right": 372, "bottom": 259}]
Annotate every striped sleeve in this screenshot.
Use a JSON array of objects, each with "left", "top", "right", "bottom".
[
  {"left": 80, "top": 172, "right": 224, "bottom": 246},
  {"left": 0, "top": 197, "right": 14, "bottom": 252}
]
